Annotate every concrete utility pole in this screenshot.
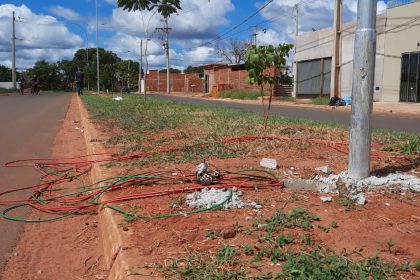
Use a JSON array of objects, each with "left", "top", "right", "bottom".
[
  {"left": 95, "top": 0, "right": 100, "bottom": 94},
  {"left": 348, "top": 0, "right": 377, "bottom": 180},
  {"left": 138, "top": 39, "right": 143, "bottom": 94},
  {"left": 156, "top": 18, "right": 172, "bottom": 94},
  {"left": 292, "top": 4, "right": 299, "bottom": 98},
  {"left": 12, "top": 11, "right": 16, "bottom": 89},
  {"left": 251, "top": 25, "right": 258, "bottom": 46},
  {"left": 331, "top": 0, "right": 342, "bottom": 98}
]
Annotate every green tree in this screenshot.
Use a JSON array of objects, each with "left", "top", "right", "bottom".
[
  {"left": 184, "top": 65, "right": 204, "bottom": 77},
  {"left": 0, "top": 65, "right": 12, "bottom": 82},
  {"left": 245, "top": 44, "right": 293, "bottom": 127},
  {"left": 159, "top": 68, "right": 181, "bottom": 74},
  {"left": 27, "top": 60, "right": 62, "bottom": 90},
  {"left": 117, "top": 0, "right": 181, "bottom": 18}
]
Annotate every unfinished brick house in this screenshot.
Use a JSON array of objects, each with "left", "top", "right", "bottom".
[
  {"left": 201, "top": 63, "right": 291, "bottom": 97},
  {"left": 145, "top": 70, "right": 203, "bottom": 93}
]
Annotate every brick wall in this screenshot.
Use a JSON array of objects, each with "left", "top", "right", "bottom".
[{"left": 145, "top": 70, "right": 204, "bottom": 93}]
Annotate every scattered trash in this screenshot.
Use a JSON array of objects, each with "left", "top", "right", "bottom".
[
  {"left": 329, "top": 96, "right": 346, "bottom": 106},
  {"left": 112, "top": 96, "right": 123, "bottom": 101},
  {"left": 342, "top": 96, "right": 352, "bottom": 105},
  {"left": 385, "top": 203, "right": 391, "bottom": 206},
  {"left": 195, "top": 161, "right": 221, "bottom": 185},
  {"left": 185, "top": 187, "right": 244, "bottom": 209},
  {"left": 320, "top": 196, "right": 333, "bottom": 203},
  {"left": 260, "top": 158, "right": 278, "bottom": 169},
  {"left": 315, "top": 165, "right": 332, "bottom": 175}
]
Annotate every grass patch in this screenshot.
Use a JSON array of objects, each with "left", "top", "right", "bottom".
[
  {"left": 158, "top": 209, "right": 406, "bottom": 279},
  {"left": 81, "top": 94, "right": 419, "bottom": 166},
  {"left": 219, "top": 90, "right": 261, "bottom": 100},
  {"left": 0, "top": 87, "right": 18, "bottom": 94},
  {"left": 311, "top": 96, "right": 330, "bottom": 105}
]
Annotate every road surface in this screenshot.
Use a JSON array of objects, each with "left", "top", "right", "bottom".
[
  {"left": 0, "top": 92, "right": 71, "bottom": 272},
  {"left": 151, "top": 94, "right": 420, "bottom": 134}
]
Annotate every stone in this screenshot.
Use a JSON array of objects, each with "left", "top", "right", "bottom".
[
  {"left": 315, "top": 165, "right": 332, "bottom": 174},
  {"left": 320, "top": 196, "right": 333, "bottom": 203},
  {"left": 222, "top": 229, "right": 237, "bottom": 239},
  {"left": 260, "top": 158, "right": 278, "bottom": 169}
]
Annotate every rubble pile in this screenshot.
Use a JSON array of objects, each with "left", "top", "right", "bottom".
[{"left": 185, "top": 187, "right": 245, "bottom": 209}]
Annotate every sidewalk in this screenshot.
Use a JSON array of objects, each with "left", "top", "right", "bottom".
[{"left": 163, "top": 92, "right": 420, "bottom": 118}]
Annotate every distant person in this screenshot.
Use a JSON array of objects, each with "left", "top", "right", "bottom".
[
  {"left": 30, "top": 75, "right": 40, "bottom": 95},
  {"left": 17, "top": 75, "right": 25, "bottom": 95},
  {"left": 75, "top": 68, "right": 84, "bottom": 96}
]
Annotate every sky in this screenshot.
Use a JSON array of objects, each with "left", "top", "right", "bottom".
[{"left": 0, "top": 0, "right": 388, "bottom": 71}]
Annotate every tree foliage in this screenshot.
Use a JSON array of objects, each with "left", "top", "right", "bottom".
[
  {"left": 245, "top": 43, "right": 293, "bottom": 128},
  {"left": 184, "top": 65, "right": 204, "bottom": 77},
  {"left": 159, "top": 67, "right": 181, "bottom": 74},
  {"left": 117, "top": 0, "right": 181, "bottom": 18},
  {"left": 0, "top": 65, "right": 12, "bottom": 82}
]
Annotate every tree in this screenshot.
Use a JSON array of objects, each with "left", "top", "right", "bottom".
[
  {"left": 184, "top": 65, "right": 203, "bottom": 77},
  {"left": 117, "top": 0, "right": 181, "bottom": 100},
  {"left": 215, "top": 39, "right": 249, "bottom": 64},
  {"left": 0, "top": 65, "right": 12, "bottom": 82},
  {"left": 245, "top": 44, "right": 293, "bottom": 127},
  {"left": 159, "top": 68, "right": 181, "bottom": 74}
]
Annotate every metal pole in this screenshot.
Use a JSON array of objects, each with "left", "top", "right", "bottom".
[
  {"left": 12, "top": 11, "right": 16, "bottom": 89},
  {"left": 138, "top": 39, "right": 142, "bottom": 94},
  {"left": 292, "top": 4, "right": 298, "bottom": 98},
  {"left": 348, "top": 0, "right": 377, "bottom": 180},
  {"left": 96, "top": 0, "right": 100, "bottom": 94},
  {"left": 165, "top": 17, "right": 170, "bottom": 94},
  {"left": 331, "top": 0, "right": 342, "bottom": 98}
]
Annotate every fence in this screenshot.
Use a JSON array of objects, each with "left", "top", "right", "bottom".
[{"left": 388, "top": 0, "right": 420, "bottom": 9}]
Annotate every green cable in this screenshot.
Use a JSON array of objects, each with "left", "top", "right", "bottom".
[{"left": 0, "top": 203, "right": 76, "bottom": 223}]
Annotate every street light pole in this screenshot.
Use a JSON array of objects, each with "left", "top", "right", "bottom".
[
  {"left": 95, "top": 0, "right": 100, "bottom": 94},
  {"left": 348, "top": 0, "right": 377, "bottom": 180},
  {"left": 12, "top": 11, "right": 16, "bottom": 89}
]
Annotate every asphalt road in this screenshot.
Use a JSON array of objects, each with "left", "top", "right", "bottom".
[
  {"left": 151, "top": 94, "right": 420, "bottom": 134},
  {"left": 0, "top": 92, "right": 71, "bottom": 272}
]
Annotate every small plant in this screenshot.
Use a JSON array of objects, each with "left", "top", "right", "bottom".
[
  {"left": 255, "top": 272, "right": 273, "bottom": 279},
  {"left": 219, "top": 90, "right": 261, "bottom": 100},
  {"left": 400, "top": 135, "right": 420, "bottom": 155},
  {"left": 205, "top": 230, "right": 218, "bottom": 239},
  {"left": 415, "top": 261, "right": 420, "bottom": 272},
  {"left": 386, "top": 238, "right": 396, "bottom": 254},
  {"left": 331, "top": 221, "right": 338, "bottom": 228},
  {"left": 401, "top": 261, "right": 411, "bottom": 271},
  {"left": 243, "top": 244, "right": 254, "bottom": 256},
  {"left": 318, "top": 224, "right": 330, "bottom": 233},
  {"left": 275, "top": 234, "right": 294, "bottom": 247},
  {"left": 300, "top": 234, "right": 313, "bottom": 246},
  {"left": 215, "top": 245, "right": 238, "bottom": 264},
  {"left": 336, "top": 196, "right": 356, "bottom": 210}
]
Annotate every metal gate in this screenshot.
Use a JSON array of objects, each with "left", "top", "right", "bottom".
[{"left": 400, "top": 52, "right": 420, "bottom": 103}]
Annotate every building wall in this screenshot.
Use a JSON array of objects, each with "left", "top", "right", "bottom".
[
  {"left": 294, "top": 14, "right": 386, "bottom": 100},
  {"left": 146, "top": 70, "right": 203, "bottom": 93},
  {"left": 382, "top": 1, "right": 420, "bottom": 102}
]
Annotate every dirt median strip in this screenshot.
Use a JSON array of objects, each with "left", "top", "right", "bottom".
[{"left": 77, "top": 96, "right": 150, "bottom": 280}]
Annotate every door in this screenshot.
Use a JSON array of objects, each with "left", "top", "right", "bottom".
[{"left": 400, "top": 52, "right": 419, "bottom": 103}]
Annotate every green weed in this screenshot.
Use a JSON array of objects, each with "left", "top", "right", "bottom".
[{"left": 219, "top": 90, "right": 261, "bottom": 100}]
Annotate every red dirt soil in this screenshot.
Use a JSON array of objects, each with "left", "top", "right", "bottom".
[{"left": 2, "top": 94, "right": 108, "bottom": 280}]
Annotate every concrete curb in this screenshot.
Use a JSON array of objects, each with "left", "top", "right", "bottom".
[{"left": 76, "top": 96, "right": 146, "bottom": 280}]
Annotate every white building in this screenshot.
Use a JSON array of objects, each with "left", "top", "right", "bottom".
[{"left": 293, "top": 0, "right": 420, "bottom": 103}]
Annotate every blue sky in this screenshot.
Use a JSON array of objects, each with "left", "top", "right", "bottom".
[{"left": 0, "top": 0, "right": 388, "bottom": 70}]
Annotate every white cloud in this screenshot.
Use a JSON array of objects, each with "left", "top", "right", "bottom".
[
  {"left": 0, "top": 4, "right": 83, "bottom": 69},
  {"left": 257, "top": 0, "right": 387, "bottom": 46},
  {"left": 50, "top": 6, "right": 81, "bottom": 21}
]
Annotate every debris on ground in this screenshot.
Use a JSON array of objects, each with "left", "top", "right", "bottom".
[
  {"left": 249, "top": 201, "right": 263, "bottom": 209},
  {"left": 112, "top": 96, "right": 123, "bottom": 101},
  {"left": 315, "top": 165, "right": 332, "bottom": 175},
  {"left": 313, "top": 171, "right": 420, "bottom": 204},
  {"left": 320, "top": 196, "right": 333, "bottom": 203},
  {"left": 185, "top": 187, "right": 245, "bottom": 209},
  {"left": 260, "top": 158, "right": 277, "bottom": 169},
  {"left": 195, "top": 161, "right": 221, "bottom": 185}
]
